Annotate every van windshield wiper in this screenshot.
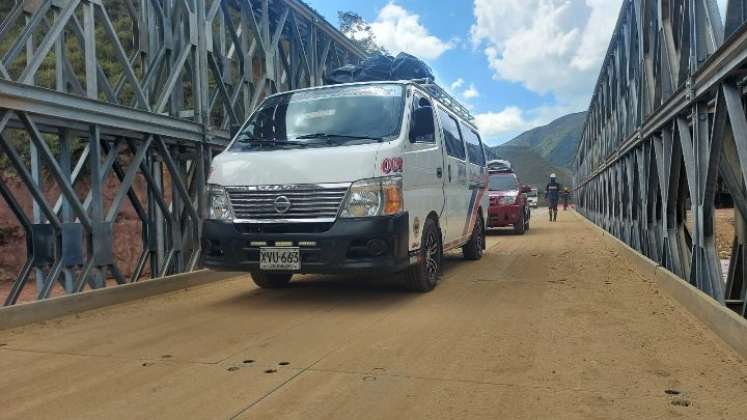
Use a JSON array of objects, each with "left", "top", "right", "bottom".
[
  {"left": 294, "top": 133, "right": 384, "bottom": 142},
  {"left": 233, "top": 137, "right": 308, "bottom": 149}
]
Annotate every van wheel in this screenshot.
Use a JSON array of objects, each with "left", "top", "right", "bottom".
[
  {"left": 403, "top": 218, "right": 441, "bottom": 292},
  {"left": 462, "top": 215, "right": 484, "bottom": 260},
  {"left": 513, "top": 212, "right": 526, "bottom": 235},
  {"left": 251, "top": 272, "right": 293, "bottom": 289}
]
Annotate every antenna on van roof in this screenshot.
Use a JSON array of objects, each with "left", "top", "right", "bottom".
[{"left": 411, "top": 79, "right": 475, "bottom": 123}]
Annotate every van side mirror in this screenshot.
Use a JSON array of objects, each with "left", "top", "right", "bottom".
[
  {"left": 520, "top": 185, "right": 531, "bottom": 193},
  {"left": 410, "top": 107, "right": 435, "bottom": 143}
]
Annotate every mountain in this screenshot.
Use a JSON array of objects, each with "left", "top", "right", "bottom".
[
  {"left": 503, "top": 111, "right": 586, "bottom": 169},
  {"left": 487, "top": 145, "right": 572, "bottom": 192},
  {"left": 485, "top": 111, "right": 585, "bottom": 190}
]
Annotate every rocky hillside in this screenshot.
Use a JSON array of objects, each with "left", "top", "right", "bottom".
[
  {"left": 502, "top": 111, "right": 586, "bottom": 169},
  {"left": 487, "top": 145, "right": 572, "bottom": 193}
]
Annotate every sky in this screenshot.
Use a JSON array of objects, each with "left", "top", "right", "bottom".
[{"left": 306, "top": 0, "right": 730, "bottom": 145}]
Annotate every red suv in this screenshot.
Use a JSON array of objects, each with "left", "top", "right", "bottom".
[{"left": 487, "top": 161, "right": 530, "bottom": 234}]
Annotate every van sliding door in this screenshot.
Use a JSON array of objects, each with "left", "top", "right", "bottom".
[
  {"left": 405, "top": 93, "right": 445, "bottom": 252},
  {"left": 436, "top": 107, "right": 470, "bottom": 249}
]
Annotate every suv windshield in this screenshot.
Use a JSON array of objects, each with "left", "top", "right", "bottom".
[
  {"left": 230, "top": 84, "right": 405, "bottom": 151},
  {"left": 488, "top": 173, "right": 519, "bottom": 191}
]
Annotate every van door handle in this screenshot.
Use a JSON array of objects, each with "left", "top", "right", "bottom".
[
  {"left": 448, "top": 165, "right": 452, "bottom": 181},
  {"left": 436, "top": 167, "right": 443, "bottom": 178}
]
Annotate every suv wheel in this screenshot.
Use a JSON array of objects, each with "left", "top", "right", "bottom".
[
  {"left": 463, "top": 215, "right": 484, "bottom": 260},
  {"left": 403, "top": 218, "right": 442, "bottom": 292},
  {"left": 251, "top": 272, "right": 293, "bottom": 289},
  {"left": 513, "top": 212, "right": 526, "bottom": 235}
]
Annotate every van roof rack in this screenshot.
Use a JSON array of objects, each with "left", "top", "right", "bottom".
[{"left": 411, "top": 79, "right": 475, "bottom": 123}]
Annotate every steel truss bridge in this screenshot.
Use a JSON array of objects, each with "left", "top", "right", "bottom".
[
  {"left": 575, "top": 0, "right": 747, "bottom": 319},
  {"left": 0, "top": 0, "right": 363, "bottom": 305}
]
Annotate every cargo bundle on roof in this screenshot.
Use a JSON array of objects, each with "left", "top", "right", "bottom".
[
  {"left": 325, "top": 52, "right": 435, "bottom": 85},
  {"left": 487, "top": 159, "right": 513, "bottom": 173}
]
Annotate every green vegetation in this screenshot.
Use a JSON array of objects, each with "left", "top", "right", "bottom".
[
  {"left": 485, "top": 111, "right": 585, "bottom": 198},
  {"left": 487, "top": 145, "right": 571, "bottom": 196},
  {"left": 0, "top": 1, "right": 136, "bottom": 171},
  {"left": 337, "top": 11, "right": 388, "bottom": 55},
  {"left": 500, "top": 111, "right": 586, "bottom": 169}
]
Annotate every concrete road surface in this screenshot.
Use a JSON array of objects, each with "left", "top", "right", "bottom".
[{"left": 1, "top": 210, "right": 746, "bottom": 419}]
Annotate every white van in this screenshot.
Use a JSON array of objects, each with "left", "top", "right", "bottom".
[{"left": 202, "top": 81, "right": 488, "bottom": 292}]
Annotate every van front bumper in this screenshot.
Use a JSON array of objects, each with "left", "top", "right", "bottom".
[{"left": 201, "top": 213, "right": 411, "bottom": 274}]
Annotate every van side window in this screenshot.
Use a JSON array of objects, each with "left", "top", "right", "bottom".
[
  {"left": 437, "top": 108, "right": 466, "bottom": 160},
  {"left": 410, "top": 94, "right": 435, "bottom": 143},
  {"left": 462, "top": 125, "right": 486, "bottom": 166}
]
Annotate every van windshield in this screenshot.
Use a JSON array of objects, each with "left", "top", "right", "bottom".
[{"left": 230, "top": 84, "right": 405, "bottom": 151}]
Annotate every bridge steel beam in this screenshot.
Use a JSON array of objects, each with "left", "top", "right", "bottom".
[
  {"left": 575, "top": 0, "right": 747, "bottom": 318},
  {"left": 0, "top": 0, "right": 363, "bottom": 305}
]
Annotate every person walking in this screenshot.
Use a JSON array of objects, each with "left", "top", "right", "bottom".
[
  {"left": 561, "top": 187, "right": 571, "bottom": 210},
  {"left": 545, "top": 174, "right": 561, "bottom": 222}
]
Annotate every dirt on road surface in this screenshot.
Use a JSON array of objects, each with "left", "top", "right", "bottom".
[{"left": 1, "top": 210, "right": 746, "bottom": 419}]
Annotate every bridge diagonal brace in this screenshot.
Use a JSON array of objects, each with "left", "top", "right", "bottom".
[
  {"left": 17, "top": 112, "right": 93, "bottom": 230},
  {"left": 105, "top": 136, "right": 154, "bottom": 223}
]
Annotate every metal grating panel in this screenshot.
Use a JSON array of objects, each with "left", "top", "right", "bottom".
[{"left": 227, "top": 184, "right": 350, "bottom": 222}]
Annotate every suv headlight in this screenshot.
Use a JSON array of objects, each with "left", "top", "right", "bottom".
[
  {"left": 208, "top": 184, "right": 234, "bottom": 220},
  {"left": 340, "top": 176, "right": 404, "bottom": 218},
  {"left": 498, "top": 193, "right": 518, "bottom": 205}
]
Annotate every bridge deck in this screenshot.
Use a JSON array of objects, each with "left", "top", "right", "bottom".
[{"left": 1, "top": 211, "right": 746, "bottom": 419}]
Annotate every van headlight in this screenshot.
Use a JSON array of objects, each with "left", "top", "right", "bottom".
[
  {"left": 208, "top": 184, "right": 234, "bottom": 220},
  {"left": 340, "top": 176, "right": 403, "bottom": 218}
]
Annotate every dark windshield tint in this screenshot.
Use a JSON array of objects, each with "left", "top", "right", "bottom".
[
  {"left": 230, "top": 84, "right": 404, "bottom": 150},
  {"left": 488, "top": 174, "right": 518, "bottom": 191}
]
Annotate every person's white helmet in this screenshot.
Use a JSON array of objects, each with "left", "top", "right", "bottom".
[{"left": 550, "top": 173, "right": 556, "bottom": 179}]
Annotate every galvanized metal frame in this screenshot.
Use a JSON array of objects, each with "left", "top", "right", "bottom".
[
  {"left": 576, "top": 0, "right": 747, "bottom": 318},
  {"left": 0, "top": 0, "right": 363, "bottom": 305}
]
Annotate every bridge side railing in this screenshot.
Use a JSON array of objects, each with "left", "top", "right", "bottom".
[
  {"left": 0, "top": 0, "right": 363, "bottom": 305},
  {"left": 575, "top": 0, "right": 747, "bottom": 319}
]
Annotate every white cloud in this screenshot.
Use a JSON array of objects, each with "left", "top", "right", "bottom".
[
  {"left": 449, "top": 78, "right": 479, "bottom": 102},
  {"left": 471, "top": 0, "right": 622, "bottom": 108},
  {"left": 475, "top": 103, "right": 579, "bottom": 144},
  {"left": 369, "top": 2, "right": 453, "bottom": 60},
  {"left": 718, "top": 0, "right": 727, "bottom": 18},
  {"left": 474, "top": 107, "right": 529, "bottom": 139},
  {"left": 463, "top": 83, "right": 480, "bottom": 99}
]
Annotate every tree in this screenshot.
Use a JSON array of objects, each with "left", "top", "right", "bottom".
[{"left": 337, "top": 11, "right": 387, "bottom": 55}]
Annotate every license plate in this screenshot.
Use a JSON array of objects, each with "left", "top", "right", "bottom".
[{"left": 259, "top": 247, "right": 300, "bottom": 271}]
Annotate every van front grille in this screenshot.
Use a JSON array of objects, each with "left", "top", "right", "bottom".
[{"left": 226, "top": 184, "right": 350, "bottom": 222}]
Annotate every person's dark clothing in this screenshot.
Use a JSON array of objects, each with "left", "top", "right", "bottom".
[{"left": 545, "top": 182, "right": 561, "bottom": 209}]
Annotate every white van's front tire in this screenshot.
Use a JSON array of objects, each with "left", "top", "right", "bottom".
[
  {"left": 403, "top": 218, "right": 442, "bottom": 292},
  {"left": 251, "top": 272, "right": 293, "bottom": 289}
]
